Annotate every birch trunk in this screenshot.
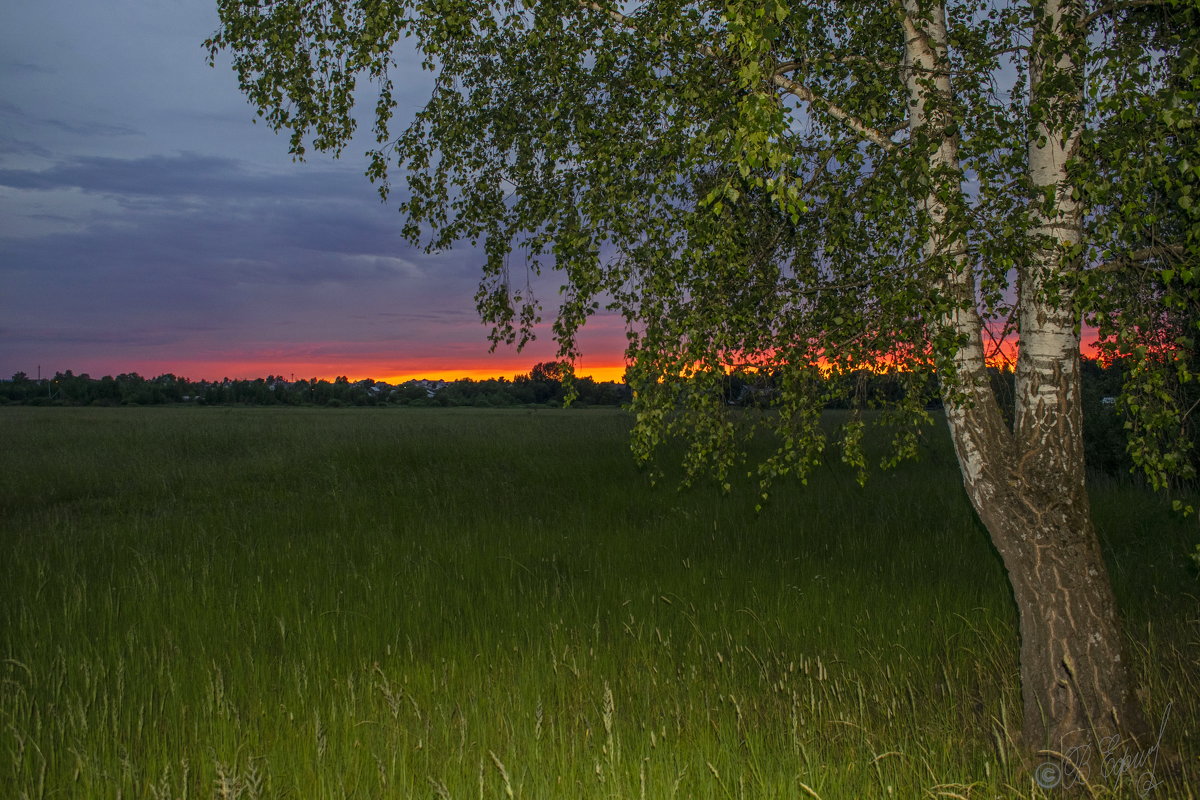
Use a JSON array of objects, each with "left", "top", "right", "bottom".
[{"left": 901, "top": 0, "right": 1151, "bottom": 759}]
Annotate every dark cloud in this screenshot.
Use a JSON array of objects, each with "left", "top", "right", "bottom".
[
  {"left": 0, "top": 100, "right": 141, "bottom": 140},
  {"left": 0, "top": 149, "right": 457, "bottom": 287},
  {"left": 0, "top": 152, "right": 360, "bottom": 200},
  {"left": 5, "top": 324, "right": 214, "bottom": 348},
  {"left": 0, "top": 135, "right": 52, "bottom": 157},
  {"left": 0, "top": 0, "right": 612, "bottom": 380},
  {"left": 1, "top": 191, "right": 456, "bottom": 288},
  {"left": 366, "top": 309, "right": 478, "bottom": 323},
  {"left": 0, "top": 60, "right": 54, "bottom": 75},
  {"left": 39, "top": 117, "right": 141, "bottom": 139},
  {"left": 0, "top": 150, "right": 484, "bottom": 367}
]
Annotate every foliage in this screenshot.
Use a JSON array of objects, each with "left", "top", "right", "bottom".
[
  {"left": 206, "top": 0, "right": 1200, "bottom": 497},
  {"left": 1079, "top": 0, "right": 1200, "bottom": 491}
]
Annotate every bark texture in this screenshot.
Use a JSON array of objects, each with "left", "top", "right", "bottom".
[{"left": 903, "top": 0, "right": 1152, "bottom": 760}]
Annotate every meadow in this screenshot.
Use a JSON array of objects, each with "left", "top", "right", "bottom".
[{"left": 1, "top": 406, "right": 1196, "bottom": 799}]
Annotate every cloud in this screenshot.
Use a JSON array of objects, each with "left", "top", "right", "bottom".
[
  {"left": 4, "top": 324, "right": 214, "bottom": 348},
  {"left": 1, "top": 196, "right": 445, "bottom": 289},
  {"left": 0, "top": 0, "right": 548, "bottom": 381},
  {"left": 0, "top": 150, "right": 445, "bottom": 275},
  {"left": 0, "top": 135, "right": 52, "bottom": 157},
  {"left": 340, "top": 254, "right": 425, "bottom": 279},
  {"left": 0, "top": 60, "right": 54, "bottom": 75},
  {"left": 0, "top": 152, "right": 355, "bottom": 200},
  {"left": 0, "top": 151, "right": 486, "bottom": 369},
  {"left": 38, "top": 117, "right": 142, "bottom": 139},
  {"left": 0, "top": 99, "right": 141, "bottom": 140}
]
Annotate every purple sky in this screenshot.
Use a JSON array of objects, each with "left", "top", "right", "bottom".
[{"left": 0, "top": 0, "right": 627, "bottom": 382}]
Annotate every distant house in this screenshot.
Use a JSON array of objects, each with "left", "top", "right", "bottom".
[{"left": 401, "top": 379, "right": 448, "bottom": 398}]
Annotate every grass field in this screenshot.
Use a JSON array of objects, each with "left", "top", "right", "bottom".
[{"left": 1, "top": 406, "right": 1196, "bottom": 799}]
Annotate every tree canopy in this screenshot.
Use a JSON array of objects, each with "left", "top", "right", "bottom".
[
  {"left": 209, "top": 0, "right": 1200, "bottom": 762},
  {"left": 209, "top": 0, "right": 1198, "bottom": 490}
]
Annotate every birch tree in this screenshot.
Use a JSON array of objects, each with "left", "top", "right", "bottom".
[{"left": 208, "top": 0, "right": 1198, "bottom": 763}]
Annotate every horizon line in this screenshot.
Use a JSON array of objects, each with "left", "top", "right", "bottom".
[{"left": 8, "top": 364, "right": 633, "bottom": 385}]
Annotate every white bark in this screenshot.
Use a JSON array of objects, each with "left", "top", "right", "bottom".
[
  {"left": 900, "top": 0, "right": 1011, "bottom": 495},
  {"left": 1016, "top": 0, "right": 1086, "bottom": 483}
]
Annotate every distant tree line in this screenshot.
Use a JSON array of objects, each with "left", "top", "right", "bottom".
[
  {"left": 0, "top": 362, "right": 630, "bottom": 409},
  {"left": 1, "top": 358, "right": 1177, "bottom": 481}
]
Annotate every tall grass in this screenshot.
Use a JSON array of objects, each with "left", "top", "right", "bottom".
[{"left": 1, "top": 406, "right": 1195, "bottom": 799}]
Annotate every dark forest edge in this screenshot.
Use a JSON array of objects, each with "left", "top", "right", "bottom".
[
  {"left": 1, "top": 357, "right": 1185, "bottom": 483},
  {"left": 1, "top": 361, "right": 628, "bottom": 410}
]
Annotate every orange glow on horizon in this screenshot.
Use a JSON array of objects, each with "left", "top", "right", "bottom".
[
  {"left": 98, "top": 356, "right": 630, "bottom": 385},
  {"left": 49, "top": 325, "right": 1105, "bottom": 385},
  {"left": 985, "top": 328, "right": 1104, "bottom": 369},
  {"left": 377, "top": 364, "right": 629, "bottom": 384}
]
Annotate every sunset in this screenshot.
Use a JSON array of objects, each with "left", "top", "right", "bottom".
[
  {"left": 2, "top": 0, "right": 1196, "bottom": 797},
  {"left": 0, "top": 0, "right": 1097, "bottom": 386},
  {"left": 0, "top": 1, "right": 628, "bottom": 384}
]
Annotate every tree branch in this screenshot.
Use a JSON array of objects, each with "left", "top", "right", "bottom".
[
  {"left": 774, "top": 56, "right": 903, "bottom": 74},
  {"left": 776, "top": 47, "right": 1026, "bottom": 78},
  {"left": 770, "top": 74, "right": 898, "bottom": 150},
  {"left": 1083, "top": 0, "right": 1171, "bottom": 28},
  {"left": 1093, "top": 244, "right": 1185, "bottom": 272}
]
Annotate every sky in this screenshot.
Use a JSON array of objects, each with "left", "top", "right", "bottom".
[{"left": 0, "top": 0, "right": 628, "bottom": 383}]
